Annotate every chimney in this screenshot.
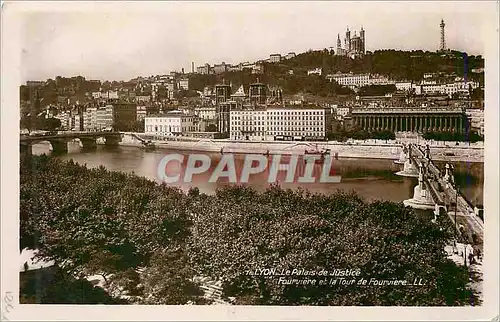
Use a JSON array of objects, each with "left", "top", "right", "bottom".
[{"left": 192, "top": 62, "right": 195, "bottom": 73}]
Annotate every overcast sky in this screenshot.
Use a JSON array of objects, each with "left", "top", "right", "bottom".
[{"left": 18, "top": 1, "right": 496, "bottom": 82}]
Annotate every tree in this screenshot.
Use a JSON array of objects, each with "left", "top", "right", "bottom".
[
  {"left": 20, "top": 155, "right": 480, "bottom": 306},
  {"left": 186, "top": 185, "right": 477, "bottom": 305},
  {"left": 206, "top": 124, "right": 218, "bottom": 132}
]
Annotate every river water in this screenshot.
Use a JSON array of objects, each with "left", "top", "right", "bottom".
[{"left": 31, "top": 142, "right": 484, "bottom": 206}]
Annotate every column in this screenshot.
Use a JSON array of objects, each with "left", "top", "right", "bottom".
[
  {"left": 455, "top": 117, "right": 459, "bottom": 133},
  {"left": 405, "top": 116, "right": 408, "bottom": 132},
  {"left": 444, "top": 117, "right": 447, "bottom": 132},
  {"left": 459, "top": 117, "right": 463, "bottom": 134}
]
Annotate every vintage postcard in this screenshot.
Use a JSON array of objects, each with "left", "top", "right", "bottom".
[{"left": 1, "top": 1, "right": 499, "bottom": 321}]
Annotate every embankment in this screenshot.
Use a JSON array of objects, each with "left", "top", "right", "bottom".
[{"left": 118, "top": 133, "right": 484, "bottom": 163}]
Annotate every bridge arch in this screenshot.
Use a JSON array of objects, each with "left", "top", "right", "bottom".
[{"left": 20, "top": 132, "right": 122, "bottom": 155}]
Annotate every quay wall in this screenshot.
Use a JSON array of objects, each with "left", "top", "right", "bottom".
[{"left": 117, "top": 133, "right": 484, "bottom": 163}]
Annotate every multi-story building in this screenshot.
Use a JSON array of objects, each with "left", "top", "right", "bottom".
[
  {"left": 307, "top": 67, "right": 323, "bottom": 76},
  {"left": 166, "top": 82, "right": 177, "bottom": 99},
  {"left": 144, "top": 110, "right": 197, "bottom": 136},
  {"left": 96, "top": 105, "right": 114, "bottom": 130},
  {"left": 177, "top": 78, "right": 189, "bottom": 91},
  {"left": 54, "top": 111, "right": 73, "bottom": 130},
  {"left": 194, "top": 106, "right": 217, "bottom": 121},
  {"left": 252, "top": 63, "right": 264, "bottom": 74},
  {"left": 106, "top": 90, "right": 119, "bottom": 100},
  {"left": 417, "top": 80, "right": 479, "bottom": 97},
  {"left": 269, "top": 54, "right": 282, "bottom": 63},
  {"left": 465, "top": 108, "right": 484, "bottom": 136},
  {"left": 230, "top": 108, "right": 268, "bottom": 141},
  {"left": 112, "top": 102, "right": 137, "bottom": 131},
  {"left": 266, "top": 106, "right": 330, "bottom": 141},
  {"left": 326, "top": 72, "right": 392, "bottom": 88},
  {"left": 213, "top": 62, "right": 228, "bottom": 74},
  {"left": 136, "top": 105, "right": 147, "bottom": 121},
  {"left": 229, "top": 106, "right": 331, "bottom": 141},
  {"left": 395, "top": 82, "right": 413, "bottom": 91},
  {"left": 285, "top": 52, "right": 296, "bottom": 60},
  {"left": 83, "top": 107, "right": 98, "bottom": 131},
  {"left": 196, "top": 63, "right": 211, "bottom": 75},
  {"left": 136, "top": 95, "right": 151, "bottom": 103},
  {"left": 335, "top": 106, "right": 351, "bottom": 119},
  {"left": 351, "top": 107, "right": 468, "bottom": 133},
  {"left": 228, "top": 63, "right": 243, "bottom": 72},
  {"left": 74, "top": 114, "right": 82, "bottom": 131}
]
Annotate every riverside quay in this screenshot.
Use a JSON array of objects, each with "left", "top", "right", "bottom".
[{"left": 351, "top": 107, "right": 468, "bottom": 133}]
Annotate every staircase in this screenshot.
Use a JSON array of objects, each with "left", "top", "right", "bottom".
[{"left": 193, "top": 276, "right": 233, "bottom": 305}]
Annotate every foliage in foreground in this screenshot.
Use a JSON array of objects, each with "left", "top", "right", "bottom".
[{"left": 20, "top": 155, "right": 478, "bottom": 305}]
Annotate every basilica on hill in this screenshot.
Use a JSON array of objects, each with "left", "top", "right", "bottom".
[{"left": 336, "top": 26, "right": 365, "bottom": 59}]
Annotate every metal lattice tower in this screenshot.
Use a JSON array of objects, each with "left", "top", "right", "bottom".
[{"left": 439, "top": 19, "right": 446, "bottom": 52}]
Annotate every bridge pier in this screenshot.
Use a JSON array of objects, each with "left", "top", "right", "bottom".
[
  {"left": 105, "top": 135, "right": 122, "bottom": 146},
  {"left": 48, "top": 139, "right": 68, "bottom": 154},
  {"left": 80, "top": 138, "right": 97, "bottom": 150},
  {"left": 20, "top": 143, "right": 33, "bottom": 156}
]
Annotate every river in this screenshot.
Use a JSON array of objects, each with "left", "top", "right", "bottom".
[{"left": 31, "top": 141, "right": 484, "bottom": 206}]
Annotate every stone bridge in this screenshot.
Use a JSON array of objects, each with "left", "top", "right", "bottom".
[
  {"left": 20, "top": 132, "right": 122, "bottom": 154},
  {"left": 395, "top": 143, "right": 484, "bottom": 245}
]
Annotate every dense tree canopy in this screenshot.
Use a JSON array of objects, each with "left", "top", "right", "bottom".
[
  {"left": 186, "top": 50, "right": 483, "bottom": 98},
  {"left": 20, "top": 155, "right": 478, "bottom": 305},
  {"left": 422, "top": 131, "right": 483, "bottom": 142}
]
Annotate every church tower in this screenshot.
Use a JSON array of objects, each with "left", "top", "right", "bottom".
[
  {"left": 345, "top": 27, "right": 351, "bottom": 52},
  {"left": 360, "top": 26, "right": 365, "bottom": 54},
  {"left": 337, "top": 34, "right": 342, "bottom": 55}
]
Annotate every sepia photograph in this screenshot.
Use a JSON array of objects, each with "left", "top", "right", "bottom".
[{"left": 1, "top": 1, "right": 499, "bottom": 321}]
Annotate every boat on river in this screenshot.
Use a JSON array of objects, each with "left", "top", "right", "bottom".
[{"left": 141, "top": 140, "right": 157, "bottom": 151}]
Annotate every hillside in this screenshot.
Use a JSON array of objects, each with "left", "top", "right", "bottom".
[{"left": 187, "top": 49, "right": 485, "bottom": 97}]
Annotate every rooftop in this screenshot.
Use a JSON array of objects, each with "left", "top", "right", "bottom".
[{"left": 352, "top": 107, "right": 465, "bottom": 114}]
